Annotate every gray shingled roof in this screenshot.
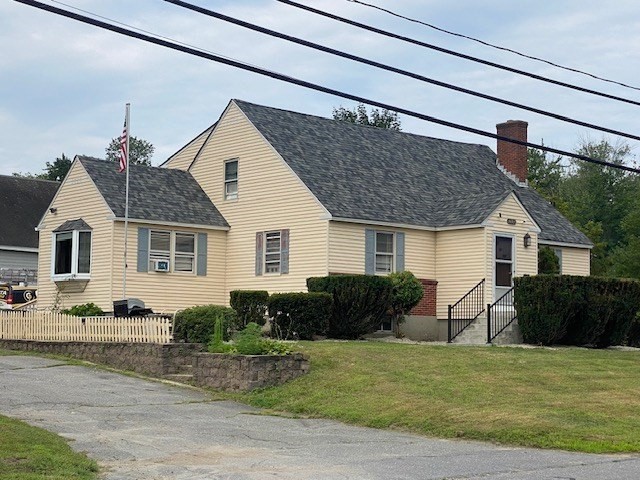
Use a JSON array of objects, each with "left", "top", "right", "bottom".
[
  {"left": 0, "top": 175, "right": 59, "bottom": 248},
  {"left": 53, "top": 219, "right": 92, "bottom": 232},
  {"left": 234, "top": 100, "right": 592, "bottom": 246},
  {"left": 78, "top": 157, "right": 228, "bottom": 228}
]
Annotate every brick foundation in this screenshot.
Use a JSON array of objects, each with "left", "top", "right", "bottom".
[{"left": 410, "top": 278, "right": 438, "bottom": 317}]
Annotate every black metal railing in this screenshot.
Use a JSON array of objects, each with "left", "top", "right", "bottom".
[
  {"left": 447, "top": 279, "right": 485, "bottom": 343},
  {"left": 487, "top": 286, "right": 517, "bottom": 343}
]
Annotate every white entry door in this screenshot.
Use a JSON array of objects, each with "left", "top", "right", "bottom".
[{"left": 494, "top": 235, "right": 514, "bottom": 302}]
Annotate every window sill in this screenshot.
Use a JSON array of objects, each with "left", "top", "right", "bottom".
[{"left": 52, "top": 274, "right": 91, "bottom": 282}]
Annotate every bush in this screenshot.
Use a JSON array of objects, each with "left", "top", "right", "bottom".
[
  {"left": 514, "top": 275, "right": 576, "bottom": 345},
  {"left": 514, "top": 275, "right": 640, "bottom": 347},
  {"left": 268, "top": 292, "right": 332, "bottom": 340},
  {"left": 389, "top": 271, "right": 423, "bottom": 333},
  {"left": 173, "top": 305, "right": 237, "bottom": 343},
  {"left": 538, "top": 246, "right": 560, "bottom": 275},
  {"left": 61, "top": 303, "right": 104, "bottom": 317},
  {"left": 232, "top": 322, "right": 297, "bottom": 355},
  {"left": 307, "top": 275, "right": 392, "bottom": 339},
  {"left": 627, "top": 312, "right": 640, "bottom": 348},
  {"left": 230, "top": 290, "right": 269, "bottom": 327}
]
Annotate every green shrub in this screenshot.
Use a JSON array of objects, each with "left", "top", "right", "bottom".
[
  {"left": 173, "top": 305, "right": 237, "bottom": 343},
  {"left": 61, "top": 303, "right": 104, "bottom": 317},
  {"left": 207, "top": 314, "right": 235, "bottom": 353},
  {"left": 514, "top": 275, "right": 640, "bottom": 347},
  {"left": 230, "top": 290, "right": 269, "bottom": 327},
  {"left": 233, "top": 322, "right": 264, "bottom": 355},
  {"left": 307, "top": 275, "right": 392, "bottom": 339},
  {"left": 538, "top": 246, "right": 560, "bottom": 275},
  {"left": 627, "top": 312, "right": 640, "bottom": 347},
  {"left": 268, "top": 292, "right": 332, "bottom": 340},
  {"left": 514, "top": 275, "right": 577, "bottom": 345},
  {"left": 389, "top": 271, "right": 423, "bottom": 333}
]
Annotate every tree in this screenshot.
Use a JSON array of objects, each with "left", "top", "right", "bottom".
[
  {"left": 527, "top": 145, "right": 566, "bottom": 211},
  {"left": 332, "top": 104, "right": 401, "bottom": 130},
  {"left": 13, "top": 153, "right": 72, "bottom": 181},
  {"left": 105, "top": 136, "right": 154, "bottom": 166},
  {"left": 538, "top": 246, "right": 560, "bottom": 275},
  {"left": 388, "top": 271, "right": 423, "bottom": 336}
]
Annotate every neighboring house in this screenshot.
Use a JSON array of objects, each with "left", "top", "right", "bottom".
[
  {"left": 36, "top": 99, "right": 592, "bottom": 340},
  {"left": 0, "top": 175, "right": 59, "bottom": 285}
]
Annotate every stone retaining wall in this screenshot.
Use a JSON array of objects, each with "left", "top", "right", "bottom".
[
  {"left": 193, "top": 352, "right": 310, "bottom": 391},
  {"left": 0, "top": 340, "right": 309, "bottom": 391}
]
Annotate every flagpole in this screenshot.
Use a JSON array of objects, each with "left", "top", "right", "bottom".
[{"left": 122, "top": 103, "right": 130, "bottom": 299}]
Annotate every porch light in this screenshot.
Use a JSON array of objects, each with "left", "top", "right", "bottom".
[{"left": 523, "top": 233, "right": 532, "bottom": 248}]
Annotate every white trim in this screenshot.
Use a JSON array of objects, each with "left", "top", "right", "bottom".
[
  {"left": 481, "top": 192, "right": 541, "bottom": 233},
  {"left": 0, "top": 246, "right": 38, "bottom": 253},
  {"left": 112, "top": 217, "right": 229, "bottom": 231},
  {"left": 223, "top": 158, "right": 239, "bottom": 200},
  {"left": 160, "top": 124, "right": 214, "bottom": 168},
  {"left": 51, "top": 229, "right": 92, "bottom": 280},
  {"left": 374, "top": 230, "right": 395, "bottom": 275},
  {"left": 492, "top": 233, "right": 515, "bottom": 303},
  {"left": 538, "top": 240, "right": 593, "bottom": 250}
]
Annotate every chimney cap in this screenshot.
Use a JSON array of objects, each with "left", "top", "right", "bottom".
[{"left": 496, "top": 120, "right": 528, "bottom": 129}]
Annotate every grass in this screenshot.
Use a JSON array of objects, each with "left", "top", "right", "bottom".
[
  {"left": 0, "top": 415, "right": 98, "bottom": 479},
  {"left": 231, "top": 341, "right": 640, "bottom": 453}
]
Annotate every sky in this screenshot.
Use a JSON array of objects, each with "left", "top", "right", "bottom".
[{"left": 1, "top": 0, "right": 639, "bottom": 176}]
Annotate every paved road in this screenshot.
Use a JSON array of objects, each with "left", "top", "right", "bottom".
[{"left": 1, "top": 355, "right": 639, "bottom": 479}]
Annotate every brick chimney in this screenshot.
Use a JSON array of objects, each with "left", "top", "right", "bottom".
[{"left": 496, "top": 120, "right": 528, "bottom": 184}]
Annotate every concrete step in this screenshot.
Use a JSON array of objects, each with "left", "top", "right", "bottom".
[{"left": 452, "top": 316, "right": 522, "bottom": 345}]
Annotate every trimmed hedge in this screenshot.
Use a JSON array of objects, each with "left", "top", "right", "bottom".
[
  {"left": 268, "top": 292, "right": 332, "bottom": 340},
  {"left": 307, "top": 275, "right": 392, "bottom": 339},
  {"left": 514, "top": 275, "right": 640, "bottom": 347},
  {"left": 230, "top": 290, "right": 269, "bottom": 327},
  {"left": 173, "top": 305, "right": 237, "bottom": 343}
]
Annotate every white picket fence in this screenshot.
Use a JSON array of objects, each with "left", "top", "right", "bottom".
[{"left": 0, "top": 310, "right": 173, "bottom": 343}]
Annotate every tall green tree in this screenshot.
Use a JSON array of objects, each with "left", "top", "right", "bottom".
[
  {"left": 527, "top": 146, "right": 566, "bottom": 211},
  {"left": 333, "top": 104, "right": 401, "bottom": 130},
  {"left": 13, "top": 153, "right": 72, "bottom": 181},
  {"left": 105, "top": 136, "right": 154, "bottom": 166}
]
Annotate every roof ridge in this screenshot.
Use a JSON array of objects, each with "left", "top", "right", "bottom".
[
  {"left": 232, "top": 98, "right": 491, "bottom": 149},
  {"left": 77, "top": 155, "right": 191, "bottom": 175},
  {"left": 0, "top": 174, "right": 60, "bottom": 184}
]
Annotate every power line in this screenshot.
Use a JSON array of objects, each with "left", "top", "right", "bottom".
[
  {"left": 346, "top": 0, "right": 640, "bottom": 93},
  {"left": 163, "top": 0, "right": 640, "bottom": 143},
  {"left": 13, "top": 0, "right": 640, "bottom": 174},
  {"left": 277, "top": 0, "right": 640, "bottom": 108}
]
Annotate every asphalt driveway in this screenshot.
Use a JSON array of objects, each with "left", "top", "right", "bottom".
[{"left": 1, "top": 354, "right": 638, "bottom": 479}]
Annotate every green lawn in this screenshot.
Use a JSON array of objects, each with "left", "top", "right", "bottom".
[
  {"left": 235, "top": 342, "right": 640, "bottom": 453},
  {"left": 0, "top": 415, "right": 98, "bottom": 480}
]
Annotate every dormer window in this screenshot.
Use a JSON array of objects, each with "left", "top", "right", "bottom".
[{"left": 224, "top": 159, "right": 238, "bottom": 200}]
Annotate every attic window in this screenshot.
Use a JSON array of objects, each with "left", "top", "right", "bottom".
[{"left": 224, "top": 159, "right": 238, "bottom": 200}]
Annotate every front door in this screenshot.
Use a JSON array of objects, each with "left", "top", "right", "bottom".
[{"left": 494, "top": 235, "right": 514, "bottom": 303}]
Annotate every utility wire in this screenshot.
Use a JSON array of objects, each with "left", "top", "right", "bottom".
[
  {"left": 277, "top": 0, "right": 640, "bottom": 108},
  {"left": 164, "top": 0, "right": 640, "bottom": 143},
  {"left": 346, "top": 0, "right": 640, "bottom": 92},
  {"left": 13, "top": 0, "right": 640, "bottom": 174}
]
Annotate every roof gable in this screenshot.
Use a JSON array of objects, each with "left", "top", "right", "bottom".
[
  {"left": 0, "top": 175, "right": 59, "bottom": 249},
  {"left": 77, "top": 157, "right": 228, "bottom": 228},
  {"left": 233, "top": 99, "right": 591, "bottom": 246}
]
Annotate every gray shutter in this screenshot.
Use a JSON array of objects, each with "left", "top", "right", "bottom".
[
  {"left": 395, "top": 232, "right": 405, "bottom": 272},
  {"left": 365, "top": 229, "right": 375, "bottom": 275},
  {"left": 255, "top": 232, "right": 264, "bottom": 276},
  {"left": 281, "top": 229, "right": 290, "bottom": 274},
  {"left": 196, "top": 232, "right": 207, "bottom": 276},
  {"left": 137, "top": 227, "right": 149, "bottom": 272}
]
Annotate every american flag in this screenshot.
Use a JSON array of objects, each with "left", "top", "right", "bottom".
[{"left": 118, "top": 115, "right": 128, "bottom": 173}]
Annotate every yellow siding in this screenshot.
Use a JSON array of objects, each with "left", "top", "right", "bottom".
[
  {"left": 559, "top": 247, "right": 591, "bottom": 276},
  {"left": 163, "top": 127, "right": 212, "bottom": 170},
  {"left": 110, "top": 222, "right": 227, "bottom": 313},
  {"left": 484, "top": 194, "right": 538, "bottom": 304},
  {"left": 189, "top": 102, "right": 329, "bottom": 297},
  {"left": 37, "top": 161, "right": 115, "bottom": 311},
  {"left": 434, "top": 228, "right": 485, "bottom": 319},
  {"left": 328, "top": 221, "right": 436, "bottom": 278}
]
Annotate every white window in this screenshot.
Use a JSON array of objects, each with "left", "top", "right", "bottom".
[
  {"left": 149, "top": 230, "right": 195, "bottom": 274},
  {"left": 264, "top": 231, "right": 282, "bottom": 274},
  {"left": 53, "top": 230, "right": 91, "bottom": 279},
  {"left": 224, "top": 159, "right": 238, "bottom": 200},
  {"left": 494, "top": 235, "right": 514, "bottom": 301},
  {"left": 375, "top": 232, "right": 394, "bottom": 274}
]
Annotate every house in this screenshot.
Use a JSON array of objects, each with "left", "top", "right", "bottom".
[
  {"left": 35, "top": 99, "right": 591, "bottom": 341},
  {"left": 0, "top": 175, "right": 59, "bottom": 285}
]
